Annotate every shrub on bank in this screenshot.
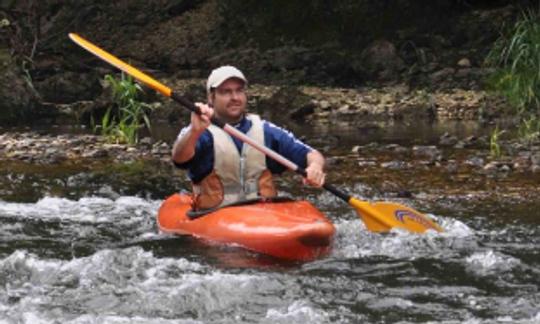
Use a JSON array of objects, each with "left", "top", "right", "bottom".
[
  {"left": 92, "top": 73, "right": 152, "bottom": 145},
  {"left": 486, "top": 8, "right": 540, "bottom": 146}
]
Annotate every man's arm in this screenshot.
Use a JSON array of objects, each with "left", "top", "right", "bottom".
[
  {"left": 171, "top": 103, "right": 213, "bottom": 164},
  {"left": 172, "top": 126, "right": 203, "bottom": 164},
  {"left": 262, "top": 121, "right": 326, "bottom": 187}
]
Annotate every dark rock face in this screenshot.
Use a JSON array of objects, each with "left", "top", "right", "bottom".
[
  {"left": 0, "top": 50, "right": 42, "bottom": 125},
  {"left": 35, "top": 71, "right": 101, "bottom": 104},
  {"left": 0, "top": 1, "right": 531, "bottom": 126}
]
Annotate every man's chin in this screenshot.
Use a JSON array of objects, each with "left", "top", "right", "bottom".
[
  {"left": 227, "top": 108, "right": 244, "bottom": 117},
  {"left": 219, "top": 110, "right": 244, "bottom": 123}
]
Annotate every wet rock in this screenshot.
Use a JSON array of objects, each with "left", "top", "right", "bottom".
[
  {"left": 483, "top": 160, "right": 512, "bottom": 174},
  {"left": 325, "top": 156, "right": 342, "bottom": 166},
  {"left": 465, "top": 156, "right": 485, "bottom": 168},
  {"left": 512, "top": 155, "right": 531, "bottom": 172},
  {"left": 152, "top": 142, "right": 171, "bottom": 156},
  {"left": 381, "top": 161, "right": 408, "bottom": 170},
  {"left": 319, "top": 100, "right": 331, "bottom": 110},
  {"left": 336, "top": 104, "right": 352, "bottom": 115},
  {"left": 463, "top": 135, "right": 479, "bottom": 148},
  {"left": 379, "top": 180, "right": 403, "bottom": 194},
  {"left": 385, "top": 144, "right": 408, "bottom": 154},
  {"left": 531, "top": 153, "right": 540, "bottom": 166},
  {"left": 457, "top": 58, "right": 471, "bottom": 68},
  {"left": 139, "top": 137, "right": 153, "bottom": 147},
  {"left": 483, "top": 161, "right": 499, "bottom": 173},
  {"left": 357, "top": 159, "right": 377, "bottom": 167},
  {"left": 446, "top": 160, "right": 459, "bottom": 173},
  {"left": 82, "top": 148, "right": 109, "bottom": 159},
  {"left": 439, "top": 132, "right": 458, "bottom": 146},
  {"left": 43, "top": 148, "right": 67, "bottom": 164},
  {"left": 412, "top": 145, "right": 441, "bottom": 161}
]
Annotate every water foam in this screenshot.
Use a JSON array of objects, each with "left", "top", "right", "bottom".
[
  {"left": 0, "top": 196, "right": 160, "bottom": 224},
  {"left": 465, "top": 250, "right": 520, "bottom": 275},
  {"left": 264, "top": 300, "right": 330, "bottom": 324},
  {"left": 331, "top": 215, "right": 477, "bottom": 260}
]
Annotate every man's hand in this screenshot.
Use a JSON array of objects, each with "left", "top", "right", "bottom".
[
  {"left": 172, "top": 102, "right": 214, "bottom": 164},
  {"left": 191, "top": 102, "right": 214, "bottom": 134},
  {"left": 303, "top": 162, "right": 326, "bottom": 187}
]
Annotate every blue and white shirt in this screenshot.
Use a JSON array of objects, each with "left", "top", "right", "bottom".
[{"left": 174, "top": 116, "right": 313, "bottom": 183}]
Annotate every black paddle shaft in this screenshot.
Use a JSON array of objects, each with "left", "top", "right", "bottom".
[
  {"left": 171, "top": 91, "right": 226, "bottom": 128},
  {"left": 296, "top": 168, "right": 351, "bottom": 203}
]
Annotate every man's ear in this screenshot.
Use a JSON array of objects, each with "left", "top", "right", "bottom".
[{"left": 207, "top": 92, "right": 214, "bottom": 107}]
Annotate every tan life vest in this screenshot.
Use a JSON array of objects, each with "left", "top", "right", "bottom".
[{"left": 192, "top": 114, "right": 277, "bottom": 210}]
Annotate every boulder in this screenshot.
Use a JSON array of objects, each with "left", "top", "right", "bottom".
[
  {"left": 257, "top": 86, "right": 315, "bottom": 122},
  {"left": 359, "top": 40, "right": 404, "bottom": 81}
]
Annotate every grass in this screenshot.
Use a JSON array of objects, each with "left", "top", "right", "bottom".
[
  {"left": 486, "top": 8, "right": 540, "bottom": 113},
  {"left": 517, "top": 114, "right": 540, "bottom": 145},
  {"left": 93, "top": 73, "right": 152, "bottom": 145},
  {"left": 486, "top": 8, "right": 540, "bottom": 147},
  {"left": 489, "top": 125, "right": 504, "bottom": 158}
]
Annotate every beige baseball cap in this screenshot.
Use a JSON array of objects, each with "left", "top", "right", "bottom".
[{"left": 206, "top": 66, "right": 247, "bottom": 93}]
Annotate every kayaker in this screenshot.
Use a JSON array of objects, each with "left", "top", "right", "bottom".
[{"left": 172, "top": 65, "right": 326, "bottom": 210}]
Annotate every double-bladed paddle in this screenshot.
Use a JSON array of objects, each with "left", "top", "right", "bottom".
[{"left": 68, "top": 33, "right": 443, "bottom": 233}]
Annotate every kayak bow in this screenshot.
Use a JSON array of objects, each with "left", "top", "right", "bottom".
[{"left": 158, "top": 194, "right": 335, "bottom": 261}]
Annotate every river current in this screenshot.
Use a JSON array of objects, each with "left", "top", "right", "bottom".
[
  {"left": 0, "top": 121, "right": 539, "bottom": 323},
  {"left": 0, "top": 189, "right": 538, "bottom": 323}
]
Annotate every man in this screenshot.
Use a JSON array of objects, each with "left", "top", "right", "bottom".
[{"left": 172, "top": 65, "right": 325, "bottom": 210}]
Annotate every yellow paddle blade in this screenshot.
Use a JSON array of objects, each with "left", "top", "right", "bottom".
[
  {"left": 68, "top": 33, "right": 172, "bottom": 97},
  {"left": 348, "top": 197, "right": 443, "bottom": 233}
]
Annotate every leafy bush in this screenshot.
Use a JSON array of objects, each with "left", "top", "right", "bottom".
[
  {"left": 486, "top": 8, "right": 540, "bottom": 115},
  {"left": 93, "top": 73, "right": 152, "bottom": 144}
]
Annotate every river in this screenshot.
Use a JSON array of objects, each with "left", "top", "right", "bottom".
[{"left": 0, "top": 120, "right": 539, "bottom": 323}]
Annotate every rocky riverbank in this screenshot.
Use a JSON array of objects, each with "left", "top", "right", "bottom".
[
  {"left": 0, "top": 132, "right": 170, "bottom": 165},
  {"left": 1, "top": 124, "right": 539, "bottom": 199}
]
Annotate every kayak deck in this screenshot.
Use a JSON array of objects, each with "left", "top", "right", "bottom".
[{"left": 157, "top": 194, "right": 335, "bottom": 261}]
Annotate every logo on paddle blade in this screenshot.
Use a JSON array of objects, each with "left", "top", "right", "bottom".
[{"left": 394, "top": 210, "right": 436, "bottom": 230}]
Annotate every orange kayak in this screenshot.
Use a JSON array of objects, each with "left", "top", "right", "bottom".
[{"left": 157, "top": 194, "right": 335, "bottom": 261}]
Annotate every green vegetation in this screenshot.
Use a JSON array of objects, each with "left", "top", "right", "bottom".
[
  {"left": 489, "top": 126, "right": 504, "bottom": 159},
  {"left": 486, "top": 8, "right": 540, "bottom": 145},
  {"left": 517, "top": 114, "right": 540, "bottom": 145},
  {"left": 93, "top": 73, "right": 152, "bottom": 144}
]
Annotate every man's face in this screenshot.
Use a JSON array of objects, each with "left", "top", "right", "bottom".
[{"left": 208, "top": 78, "right": 247, "bottom": 123}]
